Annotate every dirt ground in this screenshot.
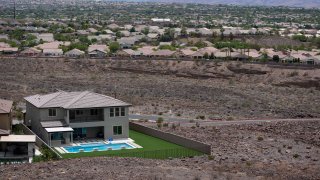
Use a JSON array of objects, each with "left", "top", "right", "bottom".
[
  {"left": 0, "top": 58, "right": 319, "bottom": 120},
  {"left": 1, "top": 120, "right": 319, "bottom": 180}
]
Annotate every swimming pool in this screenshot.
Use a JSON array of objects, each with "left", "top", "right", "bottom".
[{"left": 63, "top": 142, "right": 135, "bottom": 153}]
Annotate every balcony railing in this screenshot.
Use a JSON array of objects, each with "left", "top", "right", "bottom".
[{"left": 69, "top": 116, "right": 104, "bottom": 123}]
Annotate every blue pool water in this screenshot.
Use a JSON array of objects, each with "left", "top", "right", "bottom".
[{"left": 63, "top": 142, "right": 134, "bottom": 153}]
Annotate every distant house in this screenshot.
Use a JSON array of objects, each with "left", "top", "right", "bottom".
[
  {"left": 32, "top": 33, "right": 54, "bottom": 42},
  {"left": 150, "top": 49, "right": 176, "bottom": 58},
  {"left": 191, "top": 51, "right": 205, "bottom": 59},
  {"left": 103, "top": 29, "right": 115, "bottom": 35},
  {"left": 89, "top": 49, "right": 107, "bottom": 58},
  {"left": 0, "top": 34, "right": 9, "bottom": 40},
  {"left": 24, "top": 91, "right": 131, "bottom": 147},
  {"left": 107, "top": 23, "right": 119, "bottom": 30},
  {"left": 177, "top": 48, "right": 197, "bottom": 58},
  {"left": 230, "top": 52, "right": 249, "bottom": 61},
  {"left": 88, "top": 45, "right": 108, "bottom": 58},
  {"left": 20, "top": 48, "right": 41, "bottom": 57},
  {"left": 214, "top": 51, "right": 229, "bottom": 59},
  {"left": 76, "top": 30, "right": 89, "bottom": 35},
  {"left": 0, "top": 98, "right": 36, "bottom": 162},
  {"left": 0, "top": 41, "right": 18, "bottom": 54},
  {"left": 198, "top": 28, "right": 212, "bottom": 36},
  {"left": 0, "top": 42, "right": 11, "bottom": 48},
  {"left": 43, "top": 49, "right": 63, "bottom": 57},
  {"left": 189, "top": 47, "right": 218, "bottom": 59},
  {"left": 151, "top": 18, "right": 171, "bottom": 22},
  {"left": 147, "top": 33, "right": 159, "bottom": 40},
  {"left": 137, "top": 46, "right": 156, "bottom": 57},
  {"left": 117, "top": 37, "right": 136, "bottom": 49},
  {"left": 120, "top": 30, "right": 131, "bottom": 37},
  {"left": 65, "top": 48, "right": 85, "bottom": 58},
  {"left": 88, "top": 44, "right": 108, "bottom": 52},
  {"left": 36, "top": 41, "right": 70, "bottom": 50},
  {"left": 124, "top": 24, "right": 133, "bottom": 30},
  {"left": 88, "top": 28, "right": 98, "bottom": 33},
  {"left": 117, "top": 49, "right": 142, "bottom": 58},
  {"left": 0, "top": 47, "right": 18, "bottom": 55},
  {"left": 134, "top": 25, "right": 148, "bottom": 32}
]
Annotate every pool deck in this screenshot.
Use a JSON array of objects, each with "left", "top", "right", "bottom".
[{"left": 54, "top": 138, "right": 142, "bottom": 154}]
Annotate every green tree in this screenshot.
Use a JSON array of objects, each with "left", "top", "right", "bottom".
[
  {"left": 229, "top": 32, "right": 234, "bottom": 41},
  {"left": 109, "top": 42, "right": 120, "bottom": 53},
  {"left": 142, "top": 27, "right": 149, "bottom": 35},
  {"left": 129, "top": 27, "right": 136, "bottom": 32},
  {"left": 272, "top": 55, "right": 280, "bottom": 62},
  {"left": 180, "top": 27, "right": 187, "bottom": 37},
  {"left": 159, "top": 28, "right": 175, "bottom": 42},
  {"left": 116, "top": 31, "right": 122, "bottom": 38}
]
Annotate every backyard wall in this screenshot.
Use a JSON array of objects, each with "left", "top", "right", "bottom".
[{"left": 129, "top": 122, "right": 211, "bottom": 154}]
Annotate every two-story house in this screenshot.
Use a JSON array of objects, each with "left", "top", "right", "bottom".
[{"left": 24, "top": 91, "right": 131, "bottom": 147}]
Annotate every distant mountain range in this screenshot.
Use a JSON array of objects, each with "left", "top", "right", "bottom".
[{"left": 108, "top": 0, "right": 320, "bottom": 8}]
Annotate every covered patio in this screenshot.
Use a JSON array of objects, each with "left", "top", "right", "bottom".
[
  {"left": 0, "top": 135, "right": 36, "bottom": 163},
  {"left": 45, "top": 127, "right": 74, "bottom": 147}
]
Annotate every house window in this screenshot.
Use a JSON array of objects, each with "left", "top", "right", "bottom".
[
  {"left": 110, "top": 107, "right": 126, "bottom": 117},
  {"left": 76, "top": 110, "right": 83, "bottom": 115},
  {"left": 73, "top": 128, "right": 87, "bottom": 139},
  {"left": 115, "top": 107, "right": 120, "bottom": 116},
  {"left": 90, "top": 109, "right": 98, "bottom": 116},
  {"left": 113, "top": 126, "right": 122, "bottom": 135},
  {"left": 110, "top": 108, "right": 114, "bottom": 117},
  {"left": 51, "top": 132, "right": 63, "bottom": 140},
  {"left": 121, "top": 107, "right": 125, "bottom": 116},
  {"left": 48, "top": 109, "right": 56, "bottom": 117}
]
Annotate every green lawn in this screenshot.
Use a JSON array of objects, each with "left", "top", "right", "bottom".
[{"left": 60, "top": 130, "right": 203, "bottom": 159}]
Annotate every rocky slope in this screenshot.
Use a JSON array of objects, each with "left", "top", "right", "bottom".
[
  {"left": 1, "top": 120, "right": 320, "bottom": 179},
  {"left": 0, "top": 58, "right": 319, "bottom": 119}
]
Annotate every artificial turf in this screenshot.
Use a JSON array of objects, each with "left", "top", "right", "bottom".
[{"left": 60, "top": 130, "right": 203, "bottom": 159}]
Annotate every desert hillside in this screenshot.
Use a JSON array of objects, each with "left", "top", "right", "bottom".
[{"left": 0, "top": 58, "right": 319, "bottom": 120}]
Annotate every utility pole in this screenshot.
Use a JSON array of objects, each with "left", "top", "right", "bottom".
[{"left": 13, "top": 0, "right": 16, "bottom": 19}]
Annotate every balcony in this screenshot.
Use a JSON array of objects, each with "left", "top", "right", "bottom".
[{"left": 69, "top": 115, "right": 104, "bottom": 123}]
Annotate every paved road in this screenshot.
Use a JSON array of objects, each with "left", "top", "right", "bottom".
[
  {"left": 129, "top": 114, "right": 320, "bottom": 127},
  {"left": 181, "top": 118, "right": 320, "bottom": 127},
  {"left": 129, "top": 114, "right": 196, "bottom": 122}
]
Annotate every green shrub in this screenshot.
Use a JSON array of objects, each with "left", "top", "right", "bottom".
[
  {"left": 157, "top": 117, "right": 164, "bottom": 124},
  {"left": 33, "top": 145, "right": 59, "bottom": 162},
  {"left": 293, "top": 154, "right": 300, "bottom": 158},
  {"left": 226, "top": 116, "right": 234, "bottom": 121},
  {"left": 157, "top": 123, "right": 162, "bottom": 129},
  {"left": 257, "top": 136, "right": 264, "bottom": 141},
  {"left": 288, "top": 71, "right": 299, "bottom": 77},
  {"left": 208, "top": 155, "right": 215, "bottom": 160},
  {"left": 12, "top": 124, "right": 24, "bottom": 135},
  {"left": 196, "top": 115, "right": 205, "bottom": 120}
]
